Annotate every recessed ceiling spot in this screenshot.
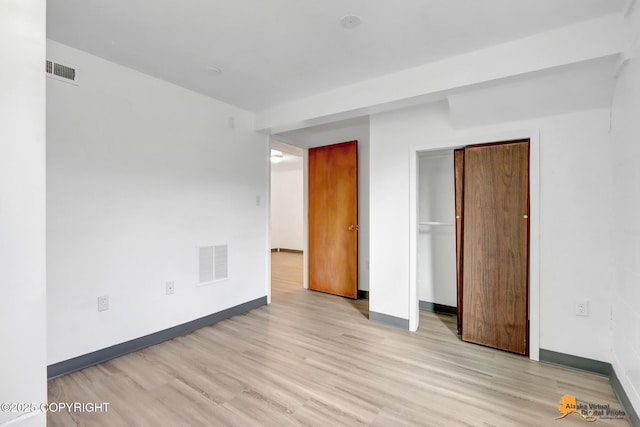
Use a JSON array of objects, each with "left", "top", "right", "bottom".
[
  {"left": 206, "top": 66, "right": 222, "bottom": 75},
  {"left": 340, "top": 15, "right": 361, "bottom": 29}
]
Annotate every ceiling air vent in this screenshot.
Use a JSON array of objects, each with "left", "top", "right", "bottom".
[
  {"left": 46, "top": 59, "right": 79, "bottom": 85},
  {"left": 197, "top": 244, "right": 229, "bottom": 286}
]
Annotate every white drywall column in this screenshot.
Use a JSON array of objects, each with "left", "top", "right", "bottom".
[
  {"left": 0, "top": 1, "right": 47, "bottom": 426},
  {"left": 609, "top": 2, "right": 640, "bottom": 415}
]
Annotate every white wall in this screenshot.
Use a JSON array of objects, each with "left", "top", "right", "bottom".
[
  {"left": 46, "top": 41, "right": 269, "bottom": 364},
  {"left": 271, "top": 162, "right": 304, "bottom": 251},
  {"left": 417, "top": 151, "right": 457, "bottom": 307},
  {"left": 609, "top": 4, "right": 640, "bottom": 414},
  {"left": 370, "top": 103, "right": 451, "bottom": 320},
  {"left": 0, "top": 1, "right": 47, "bottom": 426},
  {"left": 357, "top": 138, "right": 371, "bottom": 292},
  {"left": 370, "top": 102, "right": 612, "bottom": 362}
]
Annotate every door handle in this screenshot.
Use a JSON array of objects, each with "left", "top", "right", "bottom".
[{"left": 348, "top": 224, "right": 359, "bottom": 231}]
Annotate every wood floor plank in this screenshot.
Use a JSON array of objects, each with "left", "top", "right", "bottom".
[{"left": 48, "top": 252, "right": 630, "bottom": 426}]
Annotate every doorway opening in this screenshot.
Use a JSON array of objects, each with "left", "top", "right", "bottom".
[
  {"left": 269, "top": 117, "right": 371, "bottom": 303},
  {"left": 270, "top": 140, "right": 305, "bottom": 298}
]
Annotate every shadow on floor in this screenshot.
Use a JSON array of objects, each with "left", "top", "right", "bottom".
[
  {"left": 347, "top": 296, "right": 369, "bottom": 320},
  {"left": 434, "top": 311, "right": 461, "bottom": 339}
]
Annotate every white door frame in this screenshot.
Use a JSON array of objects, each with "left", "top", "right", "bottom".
[{"left": 408, "top": 128, "right": 540, "bottom": 361}]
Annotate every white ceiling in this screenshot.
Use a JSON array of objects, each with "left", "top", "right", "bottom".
[{"left": 47, "top": 0, "right": 626, "bottom": 112}]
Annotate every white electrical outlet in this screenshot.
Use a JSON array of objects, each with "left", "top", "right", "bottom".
[
  {"left": 166, "top": 281, "right": 175, "bottom": 295},
  {"left": 98, "top": 295, "right": 109, "bottom": 312},
  {"left": 575, "top": 300, "right": 589, "bottom": 317}
]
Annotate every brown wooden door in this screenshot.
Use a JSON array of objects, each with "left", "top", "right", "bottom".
[
  {"left": 460, "top": 140, "right": 529, "bottom": 355},
  {"left": 454, "top": 148, "right": 465, "bottom": 336},
  {"left": 308, "top": 141, "right": 358, "bottom": 298}
]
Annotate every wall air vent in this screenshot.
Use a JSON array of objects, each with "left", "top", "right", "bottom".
[
  {"left": 214, "top": 244, "right": 228, "bottom": 281},
  {"left": 197, "top": 244, "right": 229, "bottom": 286},
  {"left": 46, "top": 60, "right": 79, "bottom": 85}
]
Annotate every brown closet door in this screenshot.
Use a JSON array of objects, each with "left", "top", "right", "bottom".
[
  {"left": 454, "top": 149, "right": 465, "bottom": 336},
  {"left": 461, "top": 140, "right": 529, "bottom": 355}
]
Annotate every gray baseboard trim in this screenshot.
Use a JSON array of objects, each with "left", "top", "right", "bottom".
[
  {"left": 611, "top": 369, "right": 640, "bottom": 427},
  {"left": 369, "top": 311, "right": 409, "bottom": 330},
  {"left": 47, "top": 296, "right": 268, "bottom": 379},
  {"left": 540, "top": 349, "right": 638, "bottom": 425},
  {"left": 539, "top": 348, "right": 611, "bottom": 376},
  {"left": 357, "top": 290, "right": 369, "bottom": 299},
  {"left": 419, "top": 300, "right": 457, "bottom": 316}
]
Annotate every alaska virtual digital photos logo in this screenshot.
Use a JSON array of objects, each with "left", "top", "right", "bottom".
[{"left": 556, "top": 395, "right": 626, "bottom": 422}]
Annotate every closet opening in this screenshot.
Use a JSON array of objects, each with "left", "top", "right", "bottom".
[
  {"left": 416, "top": 150, "right": 458, "bottom": 319},
  {"left": 409, "top": 131, "right": 540, "bottom": 360}
]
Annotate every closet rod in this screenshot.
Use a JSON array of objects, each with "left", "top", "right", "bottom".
[{"left": 418, "top": 222, "right": 454, "bottom": 226}]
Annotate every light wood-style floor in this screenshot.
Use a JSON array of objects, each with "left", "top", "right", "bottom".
[{"left": 48, "top": 252, "right": 629, "bottom": 426}]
